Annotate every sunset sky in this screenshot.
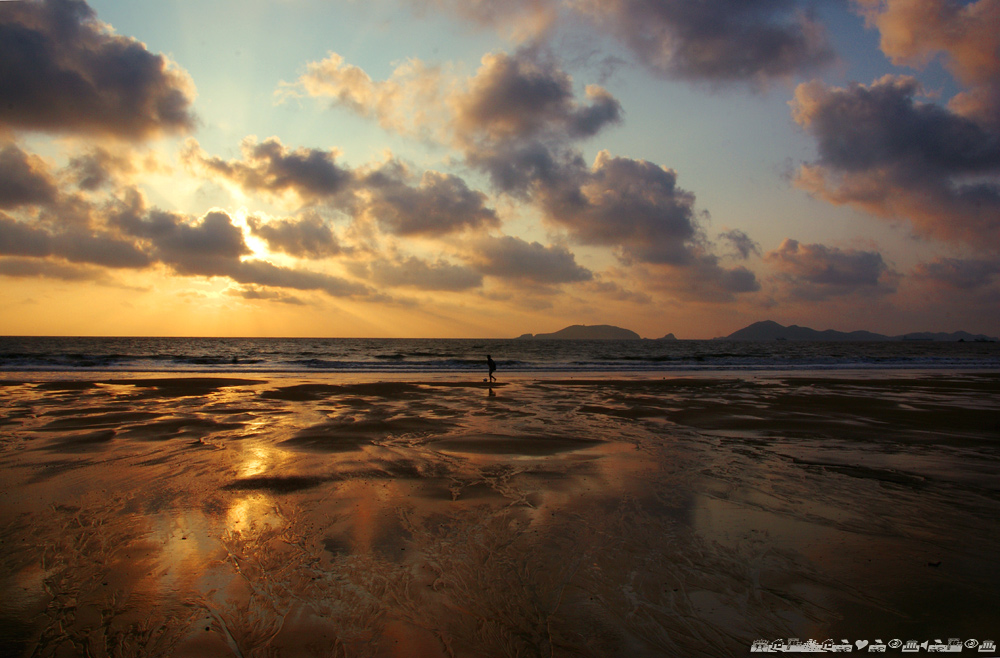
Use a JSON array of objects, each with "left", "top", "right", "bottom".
[{"left": 2, "top": 0, "right": 999, "bottom": 338}]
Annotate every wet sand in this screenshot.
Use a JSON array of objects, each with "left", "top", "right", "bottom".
[{"left": 0, "top": 372, "right": 998, "bottom": 657}]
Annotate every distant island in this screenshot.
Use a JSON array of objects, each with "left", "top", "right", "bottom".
[
  {"left": 517, "top": 325, "right": 641, "bottom": 340},
  {"left": 723, "top": 320, "right": 997, "bottom": 342},
  {"left": 515, "top": 320, "right": 995, "bottom": 341},
  {"left": 515, "top": 321, "right": 996, "bottom": 341}
]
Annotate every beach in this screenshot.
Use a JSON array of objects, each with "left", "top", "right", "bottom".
[{"left": 0, "top": 372, "right": 998, "bottom": 657}]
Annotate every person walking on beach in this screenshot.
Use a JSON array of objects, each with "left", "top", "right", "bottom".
[{"left": 487, "top": 354, "right": 496, "bottom": 382}]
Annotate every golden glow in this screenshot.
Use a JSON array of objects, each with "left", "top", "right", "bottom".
[
  {"left": 233, "top": 207, "right": 271, "bottom": 261},
  {"left": 226, "top": 494, "right": 284, "bottom": 533}
]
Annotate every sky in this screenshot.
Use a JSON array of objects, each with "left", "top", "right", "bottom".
[{"left": 1, "top": 0, "right": 999, "bottom": 338}]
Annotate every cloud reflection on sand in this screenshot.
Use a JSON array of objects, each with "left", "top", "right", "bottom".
[{"left": 0, "top": 374, "right": 998, "bottom": 656}]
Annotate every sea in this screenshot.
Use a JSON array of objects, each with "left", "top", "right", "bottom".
[{"left": 1, "top": 336, "right": 998, "bottom": 375}]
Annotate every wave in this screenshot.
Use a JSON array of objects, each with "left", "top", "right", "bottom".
[{"left": 1, "top": 337, "right": 998, "bottom": 374}]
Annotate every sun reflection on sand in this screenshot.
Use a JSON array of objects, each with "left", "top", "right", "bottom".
[
  {"left": 1, "top": 375, "right": 998, "bottom": 656},
  {"left": 226, "top": 494, "right": 283, "bottom": 532},
  {"left": 239, "top": 444, "right": 275, "bottom": 478}
]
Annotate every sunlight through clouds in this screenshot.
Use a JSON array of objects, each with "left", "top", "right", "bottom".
[{"left": 0, "top": 0, "right": 997, "bottom": 336}]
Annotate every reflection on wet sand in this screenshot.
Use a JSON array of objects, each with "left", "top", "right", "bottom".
[{"left": 0, "top": 374, "right": 998, "bottom": 656}]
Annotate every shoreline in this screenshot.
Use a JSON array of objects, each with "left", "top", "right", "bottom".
[{"left": 3, "top": 365, "right": 1000, "bottom": 382}]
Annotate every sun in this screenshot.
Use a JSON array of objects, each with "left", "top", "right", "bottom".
[{"left": 231, "top": 207, "right": 271, "bottom": 260}]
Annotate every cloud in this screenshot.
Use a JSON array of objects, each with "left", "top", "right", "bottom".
[
  {"left": 360, "top": 255, "right": 483, "bottom": 291},
  {"left": 483, "top": 148, "right": 763, "bottom": 300},
  {"left": 247, "top": 212, "right": 341, "bottom": 259},
  {"left": 568, "top": 0, "right": 833, "bottom": 84},
  {"left": 188, "top": 137, "right": 499, "bottom": 237},
  {"left": 281, "top": 45, "right": 763, "bottom": 303},
  {"left": 452, "top": 48, "right": 622, "bottom": 196},
  {"left": 0, "top": 256, "right": 105, "bottom": 281},
  {"left": 453, "top": 48, "right": 622, "bottom": 143},
  {"left": 0, "top": 211, "right": 151, "bottom": 268},
  {"left": 410, "top": 0, "right": 558, "bottom": 41},
  {"left": 0, "top": 142, "right": 58, "bottom": 208},
  {"left": 286, "top": 47, "right": 622, "bottom": 166},
  {"left": 283, "top": 53, "right": 450, "bottom": 138},
  {"left": 764, "top": 238, "right": 899, "bottom": 299},
  {"left": 111, "top": 203, "right": 373, "bottom": 298},
  {"left": 397, "top": 0, "right": 833, "bottom": 85},
  {"left": 0, "top": 0, "right": 196, "bottom": 138},
  {"left": 719, "top": 228, "right": 762, "bottom": 259},
  {"left": 469, "top": 235, "right": 593, "bottom": 284},
  {"left": 913, "top": 256, "right": 1000, "bottom": 290},
  {"left": 0, "top": 141, "right": 380, "bottom": 300},
  {"left": 183, "top": 137, "right": 353, "bottom": 205},
  {"left": 791, "top": 75, "right": 1000, "bottom": 249},
  {"left": 115, "top": 208, "right": 249, "bottom": 277},
  {"left": 358, "top": 164, "right": 500, "bottom": 236},
  {"left": 638, "top": 256, "right": 761, "bottom": 303},
  {"left": 230, "top": 259, "right": 371, "bottom": 298},
  {"left": 537, "top": 150, "right": 701, "bottom": 264},
  {"left": 853, "top": 0, "right": 1000, "bottom": 129},
  {"left": 66, "top": 147, "right": 135, "bottom": 191},
  {"left": 225, "top": 285, "right": 307, "bottom": 305},
  {"left": 0, "top": 212, "right": 54, "bottom": 257},
  {"left": 583, "top": 278, "right": 653, "bottom": 303}
]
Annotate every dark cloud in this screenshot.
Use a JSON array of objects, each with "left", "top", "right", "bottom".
[
  {"left": 537, "top": 150, "right": 700, "bottom": 264},
  {"left": 454, "top": 48, "right": 622, "bottom": 142},
  {"left": 470, "top": 235, "right": 592, "bottom": 284},
  {"left": 189, "top": 138, "right": 499, "bottom": 237},
  {"left": 247, "top": 213, "right": 341, "bottom": 259},
  {"left": 360, "top": 166, "right": 500, "bottom": 236},
  {"left": 764, "top": 238, "right": 898, "bottom": 299},
  {"left": 0, "top": 0, "right": 195, "bottom": 138},
  {"left": 225, "top": 285, "right": 307, "bottom": 305},
  {"left": 183, "top": 137, "right": 353, "bottom": 204},
  {"left": 0, "top": 256, "right": 102, "bottom": 281},
  {"left": 795, "top": 76, "right": 1000, "bottom": 175},
  {"left": 0, "top": 213, "right": 52, "bottom": 256},
  {"left": 1, "top": 173, "right": 377, "bottom": 299},
  {"left": 466, "top": 141, "right": 585, "bottom": 198},
  {"left": 570, "top": 0, "right": 833, "bottom": 84},
  {"left": 913, "top": 256, "right": 1000, "bottom": 290},
  {"left": 640, "top": 255, "right": 761, "bottom": 302},
  {"left": 289, "top": 48, "right": 622, "bottom": 202},
  {"left": 51, "top": 230, "right": 150, "bottom": 269},
  {"left": 583, "top": 278, "right": 652, "bottom": 303},
  {"left": 0, "top": 212, "right": 150, "bottom": 268},
  {"left": 232, "top": 259, "right": 371, "bottom": 298},
  {"left": 452, "top": 48, "right": 622, "bottom": 197},
  {"left": 362, "top": 255, "right": 483, "bottom": 291},
  {"left": 114, "top": 205, "right": 373, "bottom": 297},
  {"left": 0, "top": 142, "right": 58, "bottom": 208},
  {"left": 66, "top": 147, "right": 134, "bottom": 191},
  {"left": 405, "top": 0, "right": 833, "bottom": 85},
  {"left": 719, "top": 229, "right": 762, "bottom": 260},
  {"left": 116, "top": 208, "right": 250, "bottom": 277},
  {"left": 693, "top": 258, "right": 761, "bottom": 294},
  {"left": 474, "top": 146, "right": 761, "bottom": 299},
  {"left": 792, "top": 75, "right": 1000, "bottom": 249}
]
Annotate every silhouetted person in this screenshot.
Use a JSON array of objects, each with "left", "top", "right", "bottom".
[{"left": 487, "top": 354, "right": 496, "bottom": 382}]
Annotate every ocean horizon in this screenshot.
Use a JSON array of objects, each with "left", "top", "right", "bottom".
[{"left": 2, "top": 335, "right": 999, "bottom": 375}]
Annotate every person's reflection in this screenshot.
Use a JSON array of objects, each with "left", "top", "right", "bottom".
[{"left": 488, "top": 386, "right": 495, "bottom": 397}]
